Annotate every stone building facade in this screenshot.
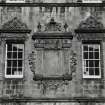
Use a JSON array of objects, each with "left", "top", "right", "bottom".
[{"left": 0, "top": 0, "right": 105, "bottom": 105}]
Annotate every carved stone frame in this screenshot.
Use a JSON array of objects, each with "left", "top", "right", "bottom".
[{"left": 30, "top": 32, "right": 74, "bottom": 81}]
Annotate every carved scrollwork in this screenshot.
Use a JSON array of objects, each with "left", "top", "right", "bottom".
[
  {"left": 36, "top": 80, "right": 69, "bottom": 95},
  {"left": 28, "top": 51, "right": 36, "bottom": 73},
  {"left": 28, "top": 49, "right": 77, "bottom": 95},
  {"left": 28, "top": 50, "right": 73, "bottom": 81},
  {"left": 37, "top": 18, "right": 68, "bottom": 32},
  {"left": 29, "top": 28, "right": 75, "bottom": 95},
  {"left": 70, "top": 50, "right": 77, "bottom": 73}
]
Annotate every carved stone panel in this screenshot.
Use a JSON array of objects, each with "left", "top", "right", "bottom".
[
  {"left": 34, "top": 39, "right": 72, "bottom": 49},
  {"left": 35, "top": 50, "right": 70, "bottom": 77},
  {"left": 28, "top": 37, "right": 77, "bottom": 94},
  {"left": 43, "top": 51, "right": 61, "bottom": 76}
]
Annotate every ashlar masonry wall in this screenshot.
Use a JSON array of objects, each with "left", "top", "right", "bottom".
[{"left": 0, "top": 3, "right": 105, "bottom": 105}]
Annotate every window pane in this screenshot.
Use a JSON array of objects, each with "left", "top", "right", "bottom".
[
  {"left": 7, "top": 44, "right": 12, "bottom": 51},
  {"left": 95, "top": 52, "right": 99, "bottom": 59},
  {"left": 89, "top": 60, "right": 94, "bottom": 67},
  {"left": 86, "top": 68, "right": 89, "bottom": 72},
  {"left": 13, "top": 60, "right": 17, "bottom": 67},
  {"left": 18, "top": 60, "right": 22, "bottom": 67},
  {"left": 95, "top": 60, "right": 99, "bottom": 67},
  {"left": 13, "top": 52, "right": 17, "bottom": 59},
  {"left": 18, "top": 52, "right": 22, "bottom": 59},
  {"left": 84, "top": 52, "right": 88, "bottom": 59},
  {"left": 94, "top": 45, "right": 99, "bottom": 51},
  {"left": 13, "top": 45, "right": 17, "bottom": 51},
  {"left": 7, "top": 52, "right": 12, "bottom": 58},
  {"left": 89, "top": 46, "right": 94, "bottom": 51},
  {"left": 84, "top": 68, "right": 89, "bottom": 75},
  {"left": 7, "top": 68, "right": 11, "bottom": 75},
  {"left": 89, "top": 68, "right": 94, "bottom": 75},
  {"left": 18, "top": 68, "right": 22, "bottom": 75},
  {"left": 83, "top": 46, "right": 88, "bottom": 51},
  {"left": 89, "top": 52, "right": 93, "bottom": 59},
  {"left": 7, "top": 60, "right": 11, "bottom": 67},
  {"left": 86, "top": 60, "right": 88, "bottom": 67},
  {"left": 12, "top": 68, "right": 17, "bottom": 75},
  {"left": 18, "top": 44, "right": 24, "bottom": 51},
  {"left": 95, "top": 68, "right": 100, "bottom": 75}
]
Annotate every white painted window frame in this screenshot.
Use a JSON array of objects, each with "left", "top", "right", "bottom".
[
  {"left": 82, "top": 0, "right": 102, "bottom": 3},
  {"left": 6, "top": 0, "right": 25, "bottom": 3},
  {"left": 5, "top": 43, "right": 24, "bottom": 78},
  {"left": 82, "top": 44, "right": 101, "bottom": 79}
]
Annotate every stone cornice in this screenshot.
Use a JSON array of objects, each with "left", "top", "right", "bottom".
[
  {"left": 0, "top": 29, "right": 31, "bottom": 33},
  {"left": 32, "top": 32, "right": 73, "bottom": 39},
  {"left": 1, "top": 97, "right": 105, "bottom": 102},
  {"left": 75, "top": 29, "right": 105, "bottom": 33},
  {"left": 0, "top": 3, "right": 105, "bottom": 7}
]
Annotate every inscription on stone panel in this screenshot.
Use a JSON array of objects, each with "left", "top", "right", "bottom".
[{"left": 34, "top": 39, "right": 72, "bottom": 49}]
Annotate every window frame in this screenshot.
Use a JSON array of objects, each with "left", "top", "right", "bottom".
[
  {"left": 82, "top": 42, "right": 101, "bottom": 79},
  {"left": 5, "top": 42, "right": 24, "bottom": 78}
]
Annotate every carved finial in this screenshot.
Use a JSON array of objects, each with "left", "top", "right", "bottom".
[
  {"left": 37, "top": 22, "right": 41, "bottom": 32},
  {"left": 64, "top": 22, "right": 68, "bottom": 32}
]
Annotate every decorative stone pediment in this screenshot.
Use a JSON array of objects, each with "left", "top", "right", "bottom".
[
  {"left": 75, "top": 16, "right": 105, "bottom": 40},
  {"left": 2, "top": 17, "right": 28, "bottom": 30},
  {"left": 78, "top": 16, "right": 104, "bottom": 29},
  {"left": 0, "top": 17, "right": 31, "bottom": 39}
]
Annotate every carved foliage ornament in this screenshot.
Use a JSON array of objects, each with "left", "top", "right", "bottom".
[
  {"left": 29, "top": 17, "right": 75, "bottom": 94},
  {"left": 36, "top": 80, "right": 69, "bottom": 95},
  {"left": 28, "top": 50, "right": 74, "bottom": 80},
  {"left": 28, "top": 50, "right": 77, "bottom": 94},
  {"left": 37, "top": 18, "right": 68, "bottom": 32}
]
